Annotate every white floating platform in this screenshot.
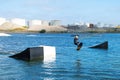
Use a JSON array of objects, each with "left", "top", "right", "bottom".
[{"left": 39, "top": 45, "right": 56, "bottom": 62}]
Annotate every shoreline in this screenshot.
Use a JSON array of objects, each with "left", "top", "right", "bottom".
[{"left": 0, "top": 30, "right": 120, "bottom": 34}]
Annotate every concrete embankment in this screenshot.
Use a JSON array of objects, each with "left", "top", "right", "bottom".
[
  {"left": 0, "top": 22, "right": 120, "bottom": 33},
  {"left": 67, "top": 26, "right": 120, "bottom": 33},
  {"left": 0, "top": 22, "right": 67, "bottom": 33},
  {"left": 28, "top": 25, "right": 67, "bottom": 32}
]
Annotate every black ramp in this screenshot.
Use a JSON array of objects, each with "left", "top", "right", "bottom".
[
  {"left": 9, "top": 47, "right": 44, "bottom": 61},
  {"left": 89, "top": 41, "right": 108, "bottom": 49},
  {"left": 9, "top": 48, "right": 30, "bottom": 61}
]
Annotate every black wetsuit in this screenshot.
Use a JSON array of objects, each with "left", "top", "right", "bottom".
[
  {"left": 74, "top": 38, "right": 83, "bottom": 47},
  {"left": 74, "top": 38, "right": 79, "bottom": 45}
]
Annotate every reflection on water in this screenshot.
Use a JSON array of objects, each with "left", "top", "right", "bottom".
[{"left": 0, "top": 33, "right": 120, "bottom": 80}]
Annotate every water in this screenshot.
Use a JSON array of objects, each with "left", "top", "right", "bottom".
[{"left": 0, "top": 33, "right": 120, "bottom": 80}]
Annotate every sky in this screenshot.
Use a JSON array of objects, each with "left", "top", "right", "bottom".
[{"left": 0, "top": 0, "right": 120, "bottom": 25}]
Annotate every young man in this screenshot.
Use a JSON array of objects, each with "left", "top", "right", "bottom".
[{"left": 74, "top": 35, "right": 83, "bottom": 50}]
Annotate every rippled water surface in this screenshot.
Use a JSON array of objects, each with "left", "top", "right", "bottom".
[{"left": 0, "top": 33, "right": 120, "bottom": 80}]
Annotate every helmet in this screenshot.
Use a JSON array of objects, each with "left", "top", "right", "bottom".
[{"left": 75, "top": 35, "right": 78, "bottom": 39}]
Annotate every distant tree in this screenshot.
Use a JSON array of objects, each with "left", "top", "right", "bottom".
[{"left": 39, "top": 29, "right": 46, "bottom": 33}]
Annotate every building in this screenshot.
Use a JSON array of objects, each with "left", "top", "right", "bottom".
[
  {"left": 42, "top": 21, "right": 49, "bottom": 26},
  {"left": 28, "top": 20, "right": 49, "bottom": 27},
  {"left": 29, "top": 20, "right": 42, "bottom": 27},
  {"left": 86, "top": 23, "right": 94, "bottom": 28},
  {"left": 49, "top": 20, "right": 61, "bottom": 26},
  {"left": 89, "top": 24, "right": 94, "bottom": 28},
  {"left": 11, "top": 18, "right": 26, "bottom": 26},
  {"left": 0, "top": 17, "right": 7, "bottom": 25}
]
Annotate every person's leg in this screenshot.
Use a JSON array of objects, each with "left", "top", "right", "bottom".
[
  {"left": 76, "top": 42, "right": 83, "bottom": 50},
  {"left": 79, "top": 42, "right": 83, "bottom": 47}
]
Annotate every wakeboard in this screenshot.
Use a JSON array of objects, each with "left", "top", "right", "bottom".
[{"left": 76, "top": 42, "right": 83, "bottom": 51}]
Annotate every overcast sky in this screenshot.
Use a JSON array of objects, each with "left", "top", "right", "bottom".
[{"left": 0, "top": 0, "right": 120, "bottom": 25}]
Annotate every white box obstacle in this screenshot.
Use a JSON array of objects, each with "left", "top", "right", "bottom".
[
  {"left": 39, "top": 45, "right": 56, "bottom": 62},
  {"left": 9, "top": 46, "right": 56, "bottom": 61}
]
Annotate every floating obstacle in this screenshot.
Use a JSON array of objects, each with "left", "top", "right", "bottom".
[
  {"left": 89, "top": 41, "right": 108, "bottom": 49},
  {"left": 9, "top": 46, "right": 56, "bottom": 61}
]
